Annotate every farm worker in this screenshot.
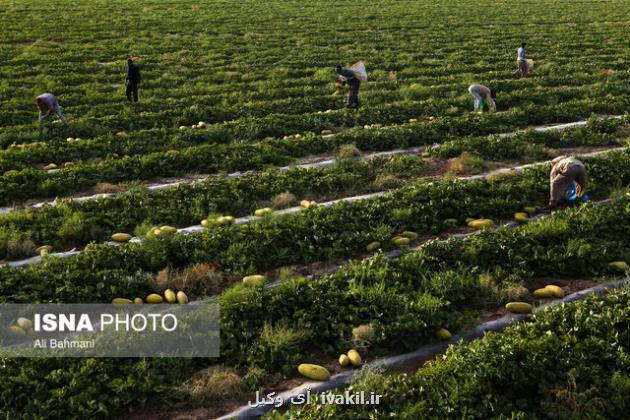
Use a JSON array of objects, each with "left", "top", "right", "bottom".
[
  {"left": 547, "top": 156, "right": 586, "bottom": 209},
  {"left": 516, "top": 42, "right": 528, "bottom": 77},
  {"left": 126, "top": 58, "right": 141, "bottom": 102},
  {"left": 36, "top": 93, "right": 66, "bottom": 123},
  {"left": 468, "top": 84, "right": 496, "bottom": 112},
  {"left": 335, "top": 65, "right": 361, "bottom": 109}
]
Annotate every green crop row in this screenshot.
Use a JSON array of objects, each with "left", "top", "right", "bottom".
[
  {"left": 433, "top": 118, "right": 626, "bottom": 160},
  {"left": 2, "top": 189, "right": 629, "bottom": 419},
  {"left": 1, "top": 72, "right": 624, "bottom": 166},
  {"left": 2, "top": 65, "right": 614, "bottom": 145},
  {"left": 3, "top": 48, "right": 622, "bottom": 132},
  {"left": 0, "top": 117, "right": 624, "bottom": 261},
  {"left": 0, "top": 154, "right": 427, "bottom": 259},
  {"left": 2, "top": 98, "right": 630, "bottom": 205},
  {"left": 273, "top": 287, "right": 630, "bottom": 419},
  {"left": 3, "top": 147, "right": 630, "bottom": 305}
]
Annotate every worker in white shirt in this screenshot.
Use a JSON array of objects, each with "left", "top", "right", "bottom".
[
  {"left": 467, "top": 84, "right": 496, "bottom": 112},
  {"left": 516, "top": 42, "right": 528, "bottom": 78}
]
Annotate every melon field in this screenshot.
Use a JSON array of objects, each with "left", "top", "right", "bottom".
[{"left": 0, "top": 0, "right": 629, "bottom": 418}]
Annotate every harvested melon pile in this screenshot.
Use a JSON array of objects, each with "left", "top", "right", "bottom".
[{"left": 112, "top": 289, "right": 188, "bottom": 304}]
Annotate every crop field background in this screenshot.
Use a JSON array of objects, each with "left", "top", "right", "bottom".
[
  {"left": 0, "top": 0, "right": 629, "bottom": 419},
  {"left": 2, "top": 0, "right": 630, "bottom": 130}
]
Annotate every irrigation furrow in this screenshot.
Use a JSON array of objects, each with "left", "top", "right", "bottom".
[
  {"left": 1, "top": 145, "right": 620, "bottom": 270},
  {"left": 0, "top": 115, "right": 615, "bottom": 215}
]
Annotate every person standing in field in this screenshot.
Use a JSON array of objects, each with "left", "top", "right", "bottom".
[
  {"left": 515, "top": 42, "right": 528, "bottom": 77},
  {"left": 36, "top": 93, "right": 66, "bottom": 123},
  {"left": 335, "top": 65, "right": 361, "bottom": 109},
  {"left": 546, "top": 156, "right": 587, "bottom": 210},
  {"left": 126, "top": 58, "right": 141, "bottom": 102},
  {"left": 467, "top": 84, "right": 496, "bottom": 112}
]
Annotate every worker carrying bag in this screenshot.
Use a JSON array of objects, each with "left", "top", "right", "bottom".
[
  {"left": 563, "top": 181, "right": 589, "bottom": 204},
  {"left": 348, "top": 61, "right": 368, "bottom": 82}
]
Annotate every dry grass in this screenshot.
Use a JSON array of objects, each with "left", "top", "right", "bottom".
[
  {"left": 335, "top": 144, "right": 362, "bottom": 160},
  {"left": 545, "top": 372, "right": 604, "bottom": 418},
  {"left": 93, "top": 183, "right": 126, "bottom": 194},
  {"left": 153, "top": 267, "right": 171, "bottom": 291},
  {"left": 373, "top": 174, "right": 403, "bottom": 189},
  {"left": 352, "top": 324, "right": 376, "bottom": 349},
  {"left": 168, "top": 263, "right": 229, "bottom": 296},
  {"left": 501, "top": 283, "right": 529, "bottom": 302},
  {"left": 446, "top": 152, "right": 485, "bottom": 175},
  {"left": 183, "top": 365, "right": 245, "bottom": 401},
  {"left": 271, "top": 191, "right": 297, "bottom": 209},
  {"left": 479, "top": 273, "right": 528, "bottom": 304},
  {"left": 6, "top": 238, "right": 36, "bottom": 260}
]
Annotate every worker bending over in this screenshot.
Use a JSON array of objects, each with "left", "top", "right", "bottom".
[
  {"left": 468, "top": 84, "right": 496, "bottom": 112},
  {"left": 36, "top": 93, "right": 66, "bottom": 123},
  {"left": 126, "top": 59, "right": 141, "bottom": 102},
  {"left": 335, "top": 65, "right": 361, "bottom": 109},
  {"left": 547, "top": 156, "right": 586, "bottom": 210},
  {"left": 516, "top": 42, "right": 528, "bottom": 78}
]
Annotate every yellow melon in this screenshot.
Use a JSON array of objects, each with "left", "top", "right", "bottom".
[
  {"left": 514, "top": 212, "right": 529, "bottom": 223},
  {"left": 298, "top": 364, "right": 330, "bottom": 381},
  {"left": 164, "top": 289, "right": 176, "bottom": 304},
  {"left": 544, "top": 285, "right": 565, "bottom": 298},
  {"left": 243, "top": 274, "right": 266, "bottom": 287},
  {"left": 436, "top": 328, "right": 452, "bottom": 340},
  {"left": 112, "top": 298, "right": 133, "bottom": 304},
  {"left": 176, "top": 291, "right": 189, "bottom": 304},
  {"left": 347, "top": 349, "right": 362, "bottom": 366},
  {"left": 505, "top": 302, "right": 533, "bottom": 314},
  {"left": 533, "top": 288, "right": 553, "bottom": 298},
  {"left": 468, "top": 219, "right": 494, "bottom": 229},
  {"left": 609, "top": 261, "right": 629, "bottom": 271},
  {"left": 146, "top": 294, "right": 164, "bottom": 304},
  {"left": 16, "top": 317, "right": 33, "bottom": 331},
  {"left": 111, "top": 233, "right": 132, "bottom": 243},
  {"left": 160, "top": 226, "right": 177, "bottom": 234},
  {"left": 365, "top": 241, "right": 381, "bottom": 252},
  {"left": 392, "top": 237, "right": 411, "bottom": 247},
  {"left": 338, "top": 354, "right": 350, "bottom": 367}
]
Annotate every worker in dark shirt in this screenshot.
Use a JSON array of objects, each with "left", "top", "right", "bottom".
[
  {"left": 335, "top": 65, "right": 360, "bottom": 109},
  {"left": 125, "top": 59, "right": 141, "bottom": 102}
]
